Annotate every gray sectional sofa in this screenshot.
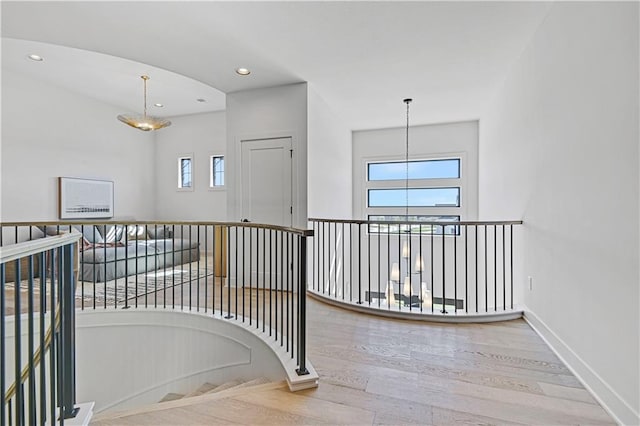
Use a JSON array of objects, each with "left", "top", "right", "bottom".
[{"left": 43, "top": 224, "right": 199, "bottom": 282}]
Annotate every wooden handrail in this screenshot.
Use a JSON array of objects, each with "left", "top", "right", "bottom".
[
  {"left": 0, "top": 221, "right": 314, "bottom": 237},
  {"left": 308, "top": 218, "right": 523, "bottom": 226},
  {"left": 0, "top": 232, "right": 81, "bottom": 264}
]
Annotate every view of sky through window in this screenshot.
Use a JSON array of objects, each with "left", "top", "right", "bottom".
[
  {"left": 368, "top": 188, "right": 460, "bottom": 207},
  {"left": 368, "top": 159, "right": 459, "bottom": 181}
]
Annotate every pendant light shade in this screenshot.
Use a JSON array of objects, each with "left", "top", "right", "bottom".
[{"left": 117, "top": 75, "right": 171, "bottom": 131}]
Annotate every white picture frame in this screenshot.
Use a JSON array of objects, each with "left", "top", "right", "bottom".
[{"left": 58, "top": 177, "right": 114, "bottom": 219}]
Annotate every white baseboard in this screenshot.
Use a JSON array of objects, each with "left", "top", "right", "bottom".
[{"left": 524, "top": 310, "right": 639, "bottom": 425}]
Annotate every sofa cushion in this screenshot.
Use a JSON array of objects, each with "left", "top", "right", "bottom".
[
  {"left": 127, "top": 225, "right": 149, "bottom": 240},
  {"left": 147, "top": 225, "right": 173, "bottom": 239},
  {"left": 97, "top": 224, "right": 125, "bottom": 243},
  {"left": 73, "top": 225, "right": 104, "bottom": 243}
]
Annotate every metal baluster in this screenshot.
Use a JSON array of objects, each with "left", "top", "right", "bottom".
[
  {"left": 377, "top": 221, "right": 381, "bottom": 307},
  {"left": 387, "top": 224, "right": 391, "bottom": 310},
  {"left": 367, "top": 221, "right": 371, "bottom": 305},
  {"left": 327, "top": 223, "right": 331, "bottom": 297},
  {"left": 216, "top": 226, "right": 220, "bottom": 316},
  {"left": 431, "top": 225, "right": 434, "bottom": 313},
  {"left": 357, "top": 224, "right": 362, "bottom": 304},
  {"left": 269, "top": 229, "right": 273, "bottom": 336},
  {"left": 321, "top": 223, "right": 325, "bottom": 294},
  {"left": 205, "top": 226, "right": 209, "bottom": 314},
  {"left": 286, "top": 233, "right": 290, "bottom": 353},
  {"left": 494, "top": 225, "right": 497, "bottom": 312},
  {"left": 502, "top": 225, "right": 506, "bottom": 311},
  {"left": 39, "top": 251, "right": 47, "bottom": 425},
  {"left": 510, "top": 225, "right": 514, "bottom": 310},
  {"left": 342, "top": 223, "right": 345, "bottom": 300},
  {"left": 349, "top": 224, "right": 353, "bottom": 302},
  {"left": 49, "top": 249, "right": 56, "bottom": 426},
  {"left": 189, "top": 225, "right": 193, "bottom": 311},
  {"left": 262, "top": 228, "right": 266, "bottom": 332},
  {"left": 484, "top": 225, "right": 488, "bottom": 313},
  {"left": 124, "top": 225, "right": 129, "bottom": 309},
  {"left": 61, "top": 244, "right": 77, "bottom": 420},
  {"left": 249, "top": 227, "right": 253, "bottom": 326},
  {"left": 28, "top": 256, "right": 36, "bottom": 424},
  {"left": 441, "top": 224, "right": 447, "bottom": 314},
  {"left": 454, "top": 225, "right": 458, "bottom": 314},
  {"left": 312, "top": 222, "right": 316, "bottom": 291},
  {"left": 197, "top": 226, "right": 201, "bottom": 312},
  {"left": 464, "top": 225, "right": 468, "bottom": 314},
  {"left": 226, "top": 226, "right": 232, "bottom": 318},
  {"left": 134, "top": 225, "right": 139, "bottom": 309},
  {"left": 242, "top": 227, "right": 246, "bottom": 322},
  {"left": 0, "top": 263, "right": 5, "bottom": 426},
  {"left": 475, "top": 226, "right": 478, "bottom": 313},
  {"left": 14, "top": 259, "right": 23, "bottom": 426},
  {"left": 296, "top": 234, "right": 309, "bottom": 376}
]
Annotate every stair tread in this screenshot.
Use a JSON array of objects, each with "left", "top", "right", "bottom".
[
  {"left": 232, "top": 377, "right": 270, "bottom": 389},
  {"left": 184, "top": 382, "right": 217, "bottom": 397},
  {"left": 158, "top": 392, "right": 184, "bottom": 403},
  {"left": 205, "top": 379, "right": 242, "bottom": 394},
  {"left": 94, "top": 380, "right": 287, "bottom": 422}
]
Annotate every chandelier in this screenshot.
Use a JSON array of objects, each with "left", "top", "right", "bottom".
[
  {"left": 386, "top": 98, "right": 432, "bottom": 310},
  {"left": 117, "top": 75, "right": 171, "bottom": 131}
]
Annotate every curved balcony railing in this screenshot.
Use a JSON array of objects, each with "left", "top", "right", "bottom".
[
  {"left": 1, "top": 221, "right": 313, "bottom": 423},
  {"left": 309, "top": 218, "right": 523, "bottom": 321}
]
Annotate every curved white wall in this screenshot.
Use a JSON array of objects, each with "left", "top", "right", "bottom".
[{"left": 76, "top": 310, "right": 285, "bottom": 413}]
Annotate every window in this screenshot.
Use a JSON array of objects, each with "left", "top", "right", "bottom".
[
  {"left": 366, "top": 158, "right": 462, "bottom": 234},
  {"left": 368, "top": 159, "right": 460, "bottom": 180},
  {"left": 368, "top": 188, "right": 460, "bottom": 207},
  {"left": 178, "top": 156, "right": 193, "bottom": 190},
  {"left": 210, "top": 155, "right": 225, "bottom": 188}
]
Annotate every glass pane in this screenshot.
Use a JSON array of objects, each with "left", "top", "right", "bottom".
[
  {"left": 368, "top": 215, "right": 460, "bottom": 235},
  {"left": 181, "top": 158, "right": 192, "bottom": 187},
  {"left": 368, "top": 188, "right": 459, "bottom": 207},
  {"left": 211, "top": 156, "right": 224, "bottom": 186},
  {"left": 368, "top": 159, "right": 460, "bottom": 181}
]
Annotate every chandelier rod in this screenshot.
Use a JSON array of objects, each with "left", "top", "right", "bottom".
[{"left": 404, "top": 98, "right": 412, "bottom": 219}]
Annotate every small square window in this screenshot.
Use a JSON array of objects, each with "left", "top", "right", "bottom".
[
  {"left": 210, "top": 155, "right": 225, "bottom": 188},
  {"left": 178, "top": 156, "right": 193, "bottom": 190}
]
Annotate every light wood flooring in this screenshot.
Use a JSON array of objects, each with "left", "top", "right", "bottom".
[
  {"left": 90, "top": 298, "right": 613, "bottom": 425},
  {"left": 4, "top": 261, "right": 615, "bottom": 425}
]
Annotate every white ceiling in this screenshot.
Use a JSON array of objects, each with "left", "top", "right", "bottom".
[{"left": 1, "top": 1, "right": 553, "bottom": 130}]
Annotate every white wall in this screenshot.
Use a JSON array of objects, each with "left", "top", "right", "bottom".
[
  {"left": 352, "top": 120, "right": 479, "bottom": 220},
  {"left": 75, "top": 310, "right": 285, "bottom": 413},
  {"left": 307, "top": 85, "right": 352, "bottom": 220},
  {"left": 226, "top": 83, "right": 308, "bottom": 228},
  {"left": 154, "top": 111, "right": 227, "bottom": 221},
  {"left": 478, "top": 3, "right": 639, "bottom": 424},
  {"left": 1, "top": 69, "right": 156, "bottom": 221}
]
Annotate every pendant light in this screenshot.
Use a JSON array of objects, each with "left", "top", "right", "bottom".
[{"left": 117, "top": 75, "right": 171, "bottom": 131}]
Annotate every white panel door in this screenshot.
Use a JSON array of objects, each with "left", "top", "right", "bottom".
[{"left": 241, "top": 137, "right": 292, "bottom": 227}]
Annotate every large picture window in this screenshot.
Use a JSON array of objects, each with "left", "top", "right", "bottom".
[{"left": 366, "top": 158, "right": 462, "bottom": 234}]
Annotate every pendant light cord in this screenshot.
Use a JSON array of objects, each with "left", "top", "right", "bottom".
[{"left": 404, "top": 98, "right": 412, "bottom": 219}]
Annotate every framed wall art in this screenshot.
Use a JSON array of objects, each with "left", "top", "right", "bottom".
[{"left": 58, "top": 177, "right": 114, "bottom": 219}]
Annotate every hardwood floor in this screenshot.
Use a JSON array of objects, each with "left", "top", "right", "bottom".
[
  {"left": 4, "top": 259, "right": 614, "bottom": 425},
  {"left": 91, "top": 297, "right": 614, "bottom": 425}
]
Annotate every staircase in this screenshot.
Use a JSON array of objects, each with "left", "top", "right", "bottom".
[{"left": 91, "top": 377, "right": 277, "bottom": 425}]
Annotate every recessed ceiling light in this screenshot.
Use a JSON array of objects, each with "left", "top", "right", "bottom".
[
  {"left": 154, "top": 103, "right": 164, "bottom": 108},
  {"left": 196, "top": 98, "right": 206, "bottom": 103},
  {"left": 27, "top": 54, "right": 43, "bottom": 61},
  {"left": 235, "top": 68, "right": 251, "bottom": 76}
]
